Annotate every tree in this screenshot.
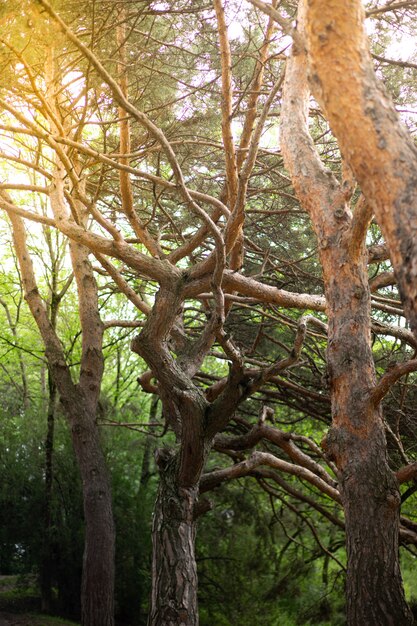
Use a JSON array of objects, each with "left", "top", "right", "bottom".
[
  {"left": 8, "top": 208, "right": 116, "bottom": 626},
  {"left": 2, "top": 1, "right": 417, "bottom": 625},
  {"left": 279, "top": 1, "right": 414, "bottom": 622}
]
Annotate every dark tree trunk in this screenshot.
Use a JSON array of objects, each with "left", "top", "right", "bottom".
[
  {"left": 40, "top": 370, "right": 56, "bottom": 613},
  {"left": 131, "top": 394, "right": 158, "bottom": 624},
  {"left": 340, "top": 428, "right": 412, "bottom": 625},
  {"left": 68, "top": 403, "right": 115, "bottom": 626},
  {"left": 139, "top": 395, "right": 158, "bottom": 489},
  {"left": 148, "top": 453, "right": 199, "bottom": 626}
]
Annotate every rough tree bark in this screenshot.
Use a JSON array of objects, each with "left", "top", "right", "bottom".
[
  {"left": 65, "top": 395, "right": 115, "bottom": 626},
  {"left": 280, "top": 4, "right": 413, "bottom": 624},
  {"left": 131, "top": 283, "right": 211, "bottom": 626},
  {"left": 132, "top": 275, "right": 312, "bottom": 624},
  {"left": 148, "top": 452, "right": 199, "bottom": 626}
]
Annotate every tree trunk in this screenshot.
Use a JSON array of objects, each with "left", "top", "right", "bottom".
[
  {"left": 67, "top": 402, "right": 115, "bottom": 626},
  {"left": 139, "top": 395, "right": 158, "bottom": 489},
  {"left": 337, "top": 427, "right": 412, "bottom": 625},
  {"left": 148, "top": 452, "right": 199, "bottom": 626},
  {"left": 322, "top": 244, "right": 413, "bottom": 626},
  {"left": 40, "top": 370, "right": 57, "bottom": 613},
  {"left": 8, "top": 186, "right": 115, "bottom": 626},
  {"left": 279, "top": 7, "right": 413, "bottom": 620}
]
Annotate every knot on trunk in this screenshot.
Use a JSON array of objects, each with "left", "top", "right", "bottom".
[
  {"left": 321, "top": 426, "right": 359, "bottom": 465},
  {"left": 386, "top": 490, "right": 401, "bottom": 510},
  {"left": 155, "top": 446, "right": 175, "bottom": 470}
]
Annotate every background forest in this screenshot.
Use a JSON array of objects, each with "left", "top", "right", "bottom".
[{"left": 1, "top": 1, "right": 417, "bottom": 625}]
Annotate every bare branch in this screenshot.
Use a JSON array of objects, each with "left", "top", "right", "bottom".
[
  {"left": 116, "top": 12, "right": 162, "bottom": 259},
  {"left": 396, "top": 462, "right": 417, "bottom": 484},
  {"left": 370, "top": 360, "right": 417, "bottom": 406},
  {"left": 0, "top": 194, "right": 56, "bottom": 227},
  {"left": 6, "top": 200, "right": 74, "bottom": 396},
  {"left": 215, "top": 419, "right": 337, "bottom": 487},
  {"left": 200, "top": 450, "right": 341, "bottom": 501},
  {"left": 103, "top": 320, "right": 144, "bottom": 329},
  {"left": 213, "top": 0, "right": 238, "bottom": 210},
  {"left": 366, "top": 1, "right": 417, "bottom": 17},
  {"left": 372, "top": 53, "right": 417, "bottom": 71},
  {"left": 370, "top": 272, "right": 396, "bottom": 293},
  {"left": 371, "top": 319, "right": 417, "bottom": 349},
  {"left": 349, "top": 195, "right": 374, "bottom": 261},
  {"left": 94, "top": 253, "right": 151, "bottom": 316},
  {"left": 255, "top": 470, "right": 344, "bottom": 528},
  {"left": 36, "top": 0, "right": 226, "bottom": 271},
  {"left": 186, "top": 270, "right": 327, "bottom": 311},
  {"left": 247, "top": 0, "right": 305, "bottom": 50}
]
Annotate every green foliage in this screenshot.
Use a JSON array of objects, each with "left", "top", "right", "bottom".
[
  {"left": 0, "top": 384, "right": 158, "bottom": 623},
  {"left": 104, "top": 406, "right": 157, "bottom": 625},
  {"left": 197, "top": 479, "right": 345, "bottom": 626}
]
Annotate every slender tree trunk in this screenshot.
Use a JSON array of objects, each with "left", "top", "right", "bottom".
[
  {"left": 148, "top": 453, "right": 199, "bottom": 626},
  {"left": 139, "top": 395, "right": 158, "bottom": 489},
  {"left": 129, "top": 394, "right": 159, "bottom": 624},
  {"left": 40, "top": 370, "right": 57, "bottom": 613},
  {"left": 7, "top": 144, "right": 116, "bottom": 626},
  {"left": 67, "top": 401, "right": 115, "bottom": 626}
]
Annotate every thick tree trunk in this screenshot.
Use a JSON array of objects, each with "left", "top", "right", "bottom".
[
  {"left": 131, "top": 287, "right": 207, "bottom": 626},
  {"left": 280, "top": 8, "right": 413, "bottom": 621},
  {"left": 322, "top": 249, "right": 413, "bottom": 626},
  {"left": 336, "top": 427, "right": 411, "bottom": 625},
  {"left": 148, "top": 453, "right": 199, "bottom": 626},
  {"left": 67, "top": 403, "right": 115, "bottom": 626}
]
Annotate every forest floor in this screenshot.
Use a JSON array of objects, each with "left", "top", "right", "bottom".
[
  {"left": 0, "top": 576, "right": 78, "bottom": 626},
  {"left": 0, "top": 614, "right": 76, "bottom": 626}
]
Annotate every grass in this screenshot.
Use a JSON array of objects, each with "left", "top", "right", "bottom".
[
  {"left": 21, "top": 615, "right": 78, "bottom": 625},
  {"left": 0, "top": 575, "right": 79, "bottom": 625}
]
